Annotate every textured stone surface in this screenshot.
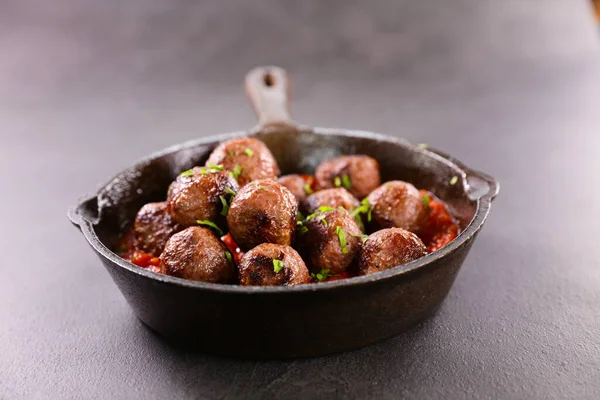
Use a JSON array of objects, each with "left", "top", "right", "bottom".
[{"left": 1, "top": 0, "right": 600, "bottom": 398}]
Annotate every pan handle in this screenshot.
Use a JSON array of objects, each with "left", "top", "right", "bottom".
[
  {"left": 67, "top": 194, "right": 100, "bottom": 230},
  {"left": 421, "top": 146, "right": 499, "bottom": 202},
  {"left": 245, "top": 66, "right": 295, "bottom": 129}
]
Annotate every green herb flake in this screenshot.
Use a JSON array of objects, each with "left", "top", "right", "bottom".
[
  {"left": 219, "top": 195, "right": 230, "bottom": 216},
  {"left": 225, "top": 251, "right": 233, "bottom": 263},
  {"left": 273, "top": 259, "right": 284, "bottom": 273},
  {"left": 311, "top": 269, "right": 333, "bottom": 282},
  {"left": 244, "top": 148, "right": 254, "bottom": 157},
  {"left": 423, "top": 195, "right": 430, "bottom": 208},
  {"left": 417, "top": 143, "right": 428, "bottom": 149},
  {"left": 299, "top": 226, "right": 308, "bottom": 235},
  {"left": 341, "top": 174, "right": 352, "bottom": 190},
  {"left": 298, "top": 211, "right": 305, "bottom": 221},
  {"left": 228, "top": 151, "right": 235, "bottom": 157},
  {"left": 259, "top": 185, "right": 265, "bottom": 190},
  {"left": 229, "top": 165, "right": 243, "bottom": 180},
  {"left": 351, "top": 232, "right": 369, "bottom": 244},
  {"left": 317, "top": 206, "right": 335, "bottom": 213},
  {"left": 350, "top": 198, "right": 373, "bottom": 223},
  {"left": 180, "top": 169, "right": 194, "bottom": 177},
  {"left": 208, "top": 163, "right": 224, "bottom": 171},
  {"left": 336, "top": 226, "right": 349, "bottom": 254},
  {"left": 196, "top": 220, "right": 224, "bottom": 236},
  {"left": 200, "top": 168, "right": 208, "bottom": 175},
  {"left": 334, "top": 176, "right": 342, "bottom": 187},
  {"left": 303, "top": 183, "right": 313, "bottom": 195},
  {"left": 225, "top": 187, "right": 236, "bottom": 196},
  {"left": 318, "top": 215, "right": 328, "bottom": 227},
  {"left": 449, "top": 176, "right": 459, "bottom": 185}
]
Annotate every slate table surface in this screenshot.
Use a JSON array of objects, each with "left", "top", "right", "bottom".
[{"left": 1, "top": 1, "right": 599, "bottom": 398}]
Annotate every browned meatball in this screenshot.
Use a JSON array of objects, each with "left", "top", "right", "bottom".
[
  {"left": 299, "top": 208, "right": 362, "bottom": 274},
  {"left": 314, "top": 155, "right": 380, "bottom": 199},
  {"left": 358, "top": 228, "right": 426, "bottom": 275},
  {"left": 167, "top": 168, "right": 239, "bottom": 228},
  {"left": 205, "top": 137, "right": 280, "bottom": 186},
  {"left": 159, "top": 227, "right": 235, "bottom": 283},
  {"left": 227, "top": 179, "right": 297, "bottom": 250},
  {"left": 133, "top": 202, "right": 183, "bottom": 256},
  {"left": 277, "top": 174, "right": 313, "bottom": 204},
  {"left": 238, "top": 244, "right": 311, "bottom": 286},
  {"left": 303, "top": 188, "right": 360, "bottom": 214},
  {"left": 367, "top": 180, "right": 428, "bottom": 233}
]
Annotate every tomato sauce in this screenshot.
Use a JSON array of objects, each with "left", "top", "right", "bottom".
[
  {"left": 220, "top": 233, "right": 245, "bottom": 264},
  {"left": 418, "top": 190, "right": 460, "bottom": 253},
  {"left": 299, "top": 174, "right": 318, "bottom": 193}
]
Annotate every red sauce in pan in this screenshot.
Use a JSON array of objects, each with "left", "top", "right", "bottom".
[
  {"left": 220, "top": 233, "right": 246, "bottom": 264},
  {"left": 418, "top": 190, "right": 460, "bottom": 253}
]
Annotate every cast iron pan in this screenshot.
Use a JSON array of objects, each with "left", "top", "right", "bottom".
[{"left": 69, "top": 66, "right": 499, "bottom": 359}]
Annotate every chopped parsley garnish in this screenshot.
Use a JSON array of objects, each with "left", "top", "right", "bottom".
[
  {"left": 298, "top": 226, "right": 308, "bottom": 235},
  {"left": 303, "top": 183, "right": 313, "bottom": 194},
  {"left": 224, "top": 187, "right": 236, "bottom": 196},
  {"left": 244, "top": 148, "right": 254, "bottom": 157},
  {"left": 229, "top": 165, "right": 243, "bottom": 180},
  {"left": 180, "top": 169, "right": 194, "bottom": 177},
  {"left": 423, "top": 195, "right": 430, "bottom": 208},
  {"left": 335, "top": 226, "right": 349, "bottom": 254},
  {"left": 341, "top": 174, "right": 351, "bottom": 190},
  {"left": 334, "top": 176, "right": 342, "bottom": 187},
  {"left": 318, "top": 215, "right": 328, "bottom": 227},
  {"left": 196, "top": 220, "right": 223, "bottom": 236},
  {"left": 259, "top": 185, "right": 265, "bottom": 190},
  {"left": 449, "top": 176, "right": 459, "bottom": 185},
  {"left": 225, "top": 250, "right": 233, "bottom": 263},
  {"left": 273, "top": 259, "right": 284, "bottom": 273},
  {"left": 200, "top": 164, "right": 224, "bottom": 175},
  {"left": 417, "top": 143, "right": 428, "bottom": 149},
  {"left": 219, "top": 195, "right": 230, "bottom": 216},
  {"left": 208, "top": 163, "right": 224, "bottom": 171},
  {"left": 350, "top": 232, "right": 369, "bottom": 244},
  {"left": 311, "top": 268, "right": 334, "bottom": 282},
  {"left": 317, "top": 206, "right": 335, "bottom": 213},
  {"left": 298, "top": 211, "right": 305, "bottom": 221},
  {"left": 350, "top": 198, "right": 373, "bottom": 223}
]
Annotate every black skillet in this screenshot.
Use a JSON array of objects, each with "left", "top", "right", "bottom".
[{"left": 69, "top": 66, "right": 499, "bottom": 359}]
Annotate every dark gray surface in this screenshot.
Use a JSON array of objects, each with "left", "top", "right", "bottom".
[{"left": 1, "top": 1, "right": 600, "bottom": 399}]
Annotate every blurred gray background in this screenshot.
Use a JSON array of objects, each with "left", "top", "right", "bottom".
[{"left": 1, "top": 1, "right": 600, "bottom": 399}]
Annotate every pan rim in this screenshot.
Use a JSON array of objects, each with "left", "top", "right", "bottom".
[{"left": 75, "top": 127, "right": 497, "bottom": 294}]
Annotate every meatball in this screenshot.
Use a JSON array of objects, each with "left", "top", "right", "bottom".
[
  {"left": 277, "top": 174, "right": 313, "bottom": 204},
  {"left": 133, "top": 202, "right": 183, "bottom": 256},
  {"left": 358, "top": 228, "right": 426, "bottom": 276},
  {"left": 227, "top": 179, "right": 297, "bottom": 250},
  {"left": 299, "top": 208, "right": 362, "bottom": 274},
  {"left": 167, "top": 168, "right": 239, "bottom": 228},
  {"left": 159, "top": 227, "right": 235, "bottom": 283},
  {"left": 238, "top": 244, "right": 311, "bottom": 286},
  {"left": 367, "top": 180, "right": 428, "bottom": 233},
  {"left": 205, "top": 137, "right": 280, "bottom": 186},
  {"left": 314, "top": 155, "right": 380, "bottom": 199},
  {"left": 303, "top": 188, "right": 359, "bottom": 214}
]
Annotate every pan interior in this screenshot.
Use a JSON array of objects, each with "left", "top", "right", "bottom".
[{"left": 89, "top": 128, "right": 477, "bottom": 251}]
